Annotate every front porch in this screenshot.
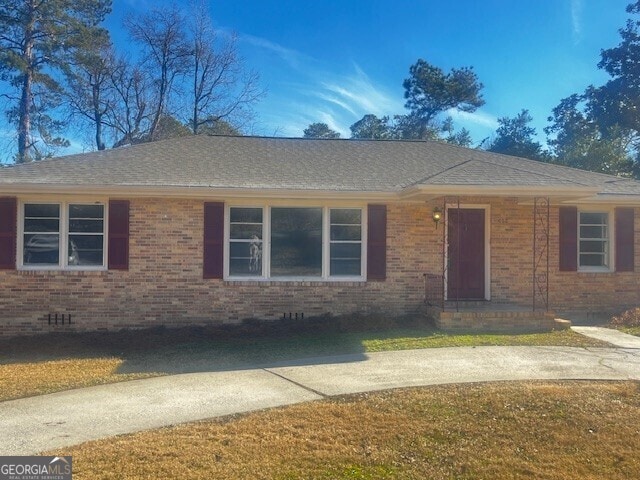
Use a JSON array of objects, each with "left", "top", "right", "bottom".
[
  {"left": 426, "top": 301, "right": 564, "bottom": 333},
  {"left": 421, "top": 195, "right": 558, "bottom": 332}
]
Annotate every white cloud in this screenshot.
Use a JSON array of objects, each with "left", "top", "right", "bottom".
[
  {"left": 240, "top": 36, "right": 402, "bottom": 136},
  {"left": 320, "top": 65, "right": 403, "bottom": 117},
  {"left": 240, "top": 34, "right": 313, "bottom": 71},
  {"left": 317, "top": 111, "right": 349, "bottom": 137},
  {"left": 571, "top": 0, "right": 583, "bottom": 44},
  {"left": 234, "top": 31, "right": 403, "bottom": 132},
  {"left": 446, "top": 109, "right": 498, "bottom": 129},
  {"left": 314, "top": 93, "right": 359, "bottom": 117}
]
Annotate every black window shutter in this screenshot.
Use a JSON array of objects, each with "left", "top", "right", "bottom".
[
  {"left": 108, "top": 200, "right": 130, "bottom": 270},
  {"left": 559, "top": 206, "right": 577, "bottom": 272},
  {"left": 367, "top": 204, "right": 387, "bottom": 281},
  {"left": 0, "top": 197, "right": 17, "bottom": 270},
  {"left": 615, "top": 207, "right": 634, "bottom": 272},
  {"left": 204, "top": 202, "right": 224, "bottom": 279}
]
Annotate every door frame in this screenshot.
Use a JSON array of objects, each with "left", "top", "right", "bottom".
[{"left": 444, "top": 203, "right": 491, "bottom": 301}]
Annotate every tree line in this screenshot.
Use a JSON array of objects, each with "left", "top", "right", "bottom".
[
  {"left": 0, "top": 0, "right": 263, "bottom": 163},
  {"left": 2, "top": 1, "right": 640, "bottom": 180},
  {"left": 304, "top": 0, "right": 640, "bottom": 179}
]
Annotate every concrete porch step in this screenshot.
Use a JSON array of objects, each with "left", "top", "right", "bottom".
[{"left": 427, "top": 304, "right": 558, "bottom": 333}]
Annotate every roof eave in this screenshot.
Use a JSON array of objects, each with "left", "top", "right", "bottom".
[
  {"left": 400, "top": 184, "right": 602, "bottom": 200},
  {"left": 0, "top": 183, "right": 399, "bottom": 201},
  {"left": 571, "top": 194, "right": 640, "bottom": 205}
]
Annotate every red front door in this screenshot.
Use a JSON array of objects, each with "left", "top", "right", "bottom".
[{"left": 447, "top": 208, "right": 485, "bottom": 300}]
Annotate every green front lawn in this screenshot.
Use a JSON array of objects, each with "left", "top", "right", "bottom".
[{"left": 0, "top": 321, "right": 609, "bottom": 402}]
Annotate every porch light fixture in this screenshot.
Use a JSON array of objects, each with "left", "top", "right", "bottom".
[{"left": 432, "top": 207, "right": 442, "bottom": 229}]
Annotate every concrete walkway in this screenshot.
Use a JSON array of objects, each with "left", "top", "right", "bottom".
[
  {"left": 2, "top": 345, "right": 639, "bottom": 456},
  {"left": 571, "top": 326, "right": 640, "bottom": 348}
]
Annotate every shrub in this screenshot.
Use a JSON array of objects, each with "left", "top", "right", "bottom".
[{"left": 610, "top": 307, "right": 640, "bottom": 328}]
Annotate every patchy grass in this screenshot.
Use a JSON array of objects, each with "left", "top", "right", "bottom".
[
  {"left": 52, "top": 381, "right": 640, "bottom": 480},
  {"left": 609, "top": 307, "right": 640, "bottom": 337},
  {"left": 0, "top": 358, "right": 156, "bottom": 402},
  {"left": 0, "top": 319, "right": 609, "bottom": 402},
  {"left": 619, "top": 327, "right": 640, "bottom": 337},
  {"left": 359, "top": 329, "right": 604, "bottom": 351}
]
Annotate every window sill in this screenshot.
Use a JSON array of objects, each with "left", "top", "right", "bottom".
[
  {"left": 576, "top": 267, "right": 614, "bottom": 274},
  {"left": 17, "top": 266, "right": 108, "bottom": 273},
  {"left": 224, "top": 276, "right": 366, "bottom": 285}
]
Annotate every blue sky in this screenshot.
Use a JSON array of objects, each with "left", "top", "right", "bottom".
[
  {"left": 0, "top": 0, "right": 633, "bottom": 159},
  {"left": 112, "top": 0, "right": 630, "bottom": 143}
]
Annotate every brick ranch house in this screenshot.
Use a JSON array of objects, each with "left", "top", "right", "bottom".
[{"left": 0, "top": 135, "right": 639, "bottom": 336}]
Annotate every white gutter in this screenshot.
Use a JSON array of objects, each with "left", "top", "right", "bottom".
[
  {"left": 399, "top": 184, "right": 602, "bottom": 199},
  {"left": 570, "top": 194, "right": 640, "bottom": 206},
  {"left": 0, "top": 183, "right": 399, "bottom": 201},
  {"left": 3, "top": 183, "right": 638, "bottom": 205}
]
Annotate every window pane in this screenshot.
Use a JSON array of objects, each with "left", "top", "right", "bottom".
[
  {"left": 329, "top": 209, "right": 362, "bottom": 277},
  {"left": 229, "top": 241, "right": 262, "bottom": 276},
  {"left": 24, "top": 218, "right": 60, "bottom": 233},
  {"left": 579, "top": 212, "right": 609, "bottom": 268},
  {"left": 580, "top": 212, "right": 607, "bottom": 225},
  {"left": 330, "top": 243, "right": 362, "bottom": 259},
  {"left": 24, "top": 204, "right": 59, "bottom": 218},
  {"left": 330, "top": 244, "right": 361, "bottom": 276},
  {"left": 69, "top": 204, "right": 104, "bottom": 219},
  {"left": 68, "top": 204, "right": 104, "bottom": 234},
  {"left": 69, "top": 235, "right": 103, "bottom": 266},
  {"left": 331, "top": 209, "right": 361, "bottom": 225},
  {"left": 69, "top": 219, "right": 104, "bottom": 233},
  {"left": 331, "top": 259, "right": 361, "bottom": 276},
  {"left": 230, "top": 223, "right": 262, "bottom": 240},
  {"left": 271, "top": 208, "right": 322, "bottom": 277},
  {"left": 580, "top": 240, "right": 606, "bottom": 254},
  {"left": 331, "top": 225, "right": 361, "bottom": 241},
  {"left": 580, "top": 225, "right": 606, "bottom": 239},
  {"left": 580, "top": 254, "right": 606, "bottom": 267},
  {"left": 24, "top": 204, "right": 60, "bottom": 233},
  {"left": 24, "top": 234, "right": 59, "bottom": 265},
  {"left": 230, "top": 208, "right": 262, "bottom": 224},
  {"left": 229, "top": 208, "right": 263, "bottom": 275}
]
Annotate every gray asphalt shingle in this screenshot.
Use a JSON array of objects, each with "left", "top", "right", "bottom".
[{"left": 1, "top": 135, "right": 639, "bottom": 196}]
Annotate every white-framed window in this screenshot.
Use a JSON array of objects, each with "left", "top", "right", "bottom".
[
  {"left": 578, "top": 210, "right": 611, "bottom": 270},
  {"left": 225, "top": 205, "right": 365, "bottom": 280},
  {"left": 330, "top": 208, "right": 362, "bottom": 276},
  {"left": 229, "top": 207, "right": 263, "bottom": 277},
  {"left": 20, "top": 201, "right": 106, "bottom": 269}
]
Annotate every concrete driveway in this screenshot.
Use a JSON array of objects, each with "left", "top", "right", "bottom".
[{"left": 1, "top": 343, "right": 639, "bottom": 456}]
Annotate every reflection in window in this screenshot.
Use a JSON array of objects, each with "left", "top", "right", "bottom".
[
  {"left": 22, "top": 203, "right": 105, "bottom": 268},
  {"left": 68, "top": 204, "right": 104, "bottom": 266},
  {"left": 330, "top": 209, "right": 362, "bottom": 276},
  {"left": 229, "top": 207, "right": 263, "bottom": 276},
  {"left": 579, "top": 212, "right": 609, "bottom": 268},
  {"left": 23, "top": 204, "right": 60, "bottom": 265},
  {"left": 271, "top": 208, "right": 322, "bottom": 277}
]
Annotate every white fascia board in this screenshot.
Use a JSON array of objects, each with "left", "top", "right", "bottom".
[
  {"left": 400, "top": 184, "right": 601, "bottom": 199},
  {"left": 0, "top": 183, "right": 399, "bottom": 202},
  {"left": 568, "top": 194, "right": 640, "bottom": 206}
]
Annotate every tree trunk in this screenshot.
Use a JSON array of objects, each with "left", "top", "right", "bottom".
[
  {"left": 149, "top": 66, "right": 167, "bottom": 141},
  {"left": 17, "top": 71, "right": 32, "bottom": 163},
  {"left": 192, "top": 47, "right": 199, "bottom": 135},
  {"left": 92, "top": 82, "right": 105, "bottom": 150},
  {"left": 17, "top": 1, "right": 36, "bottom": 163}
]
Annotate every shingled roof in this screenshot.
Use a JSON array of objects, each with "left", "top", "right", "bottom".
[{"left": 1, "top": 135, "right": 639, "bottom": 200}]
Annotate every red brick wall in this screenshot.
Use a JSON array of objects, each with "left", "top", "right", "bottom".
[{"left": 1, "top": 197, "right": 638, "bottom": 336}]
